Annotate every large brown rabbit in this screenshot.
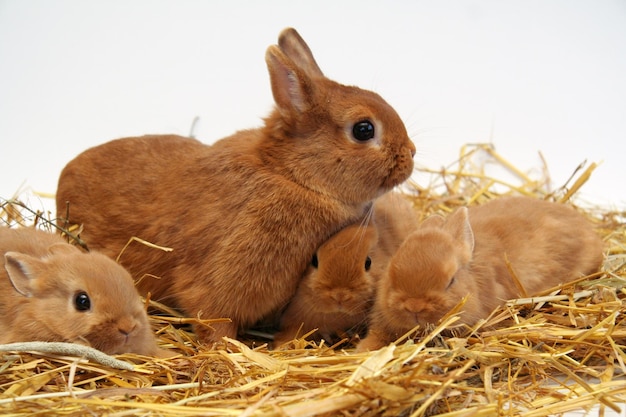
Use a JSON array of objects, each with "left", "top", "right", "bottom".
[{"left": 55, "top": 28, "right": 416, "bottom": 344}]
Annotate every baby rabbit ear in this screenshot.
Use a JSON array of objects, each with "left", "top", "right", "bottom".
[
  {"left": 420, "top": 214, "right": 445, "bottom": 229},
  {"left": 444, "top": 207, "right": 475, "bottom": 254},
  {"left": 47, "top": 243, "right": 78, "bottom": 256},
  {"left": 3, "top": 252, "right": 41, "bottom": 297},
  {"left": 266, "top": 45, "right": 314, "bottom": 116},
  {"left": 277, "top": 28, "right": 324, "bottom": 78}
]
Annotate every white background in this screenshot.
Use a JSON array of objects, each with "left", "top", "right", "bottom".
[{"left": 1, "top": 0, "right": 625, "bottom": 214}]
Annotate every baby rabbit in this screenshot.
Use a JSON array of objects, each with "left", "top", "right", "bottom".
[
  {"left": 0, "top": 227, "right": 167, "bottom": 356},
  {"left": 358, "top": 196, "right": 604, "bottom": 351},
  {"left": 55, "top": 28, "right": 416, "bottom": 344},
  {"left": 273, "top": 223, "right": 378, "bottom": 347},
  {"left": 274, "top": 192, "right": 419, "bottom": 347}
]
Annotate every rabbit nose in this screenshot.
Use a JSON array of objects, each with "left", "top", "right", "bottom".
[
  {"left": 332, "top": 294, "right": 345, "bottom": 307},
  {"left": 331, "top": 292, "right": 351, "bottom": 310},
  {"left": 404, "top": 299, "right": 426, "bottom": 314},
  {"left": 118, "top": 320, "right": 137, "bottom": 337},
  {"left": 407, "top": 141, "right": 416, "bottom": 157}
]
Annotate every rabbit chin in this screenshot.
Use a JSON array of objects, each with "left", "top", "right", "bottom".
[{"left": 83, "top": 332, "right": 128, "bottom": 354}]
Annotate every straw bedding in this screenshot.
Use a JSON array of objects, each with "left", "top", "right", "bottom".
[{"left": 1, "top": 144, "right": 625, "bottom": 416}]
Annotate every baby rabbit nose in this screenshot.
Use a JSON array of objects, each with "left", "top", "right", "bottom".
[
  {"left": 332, "top": 294, "right": 345, "bottom": 306},
  {"left": 118, "top": 322, "right": 137, "bottom": 337},
  {"left": 405, "top": 299, "right": 425, "bottom": 314}
]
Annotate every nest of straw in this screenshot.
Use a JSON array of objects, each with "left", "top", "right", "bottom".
[{"left": 1, "top": 144, "right": 625, "bottom": 416}]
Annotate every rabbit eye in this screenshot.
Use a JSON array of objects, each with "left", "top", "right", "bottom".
[
  {"left": 446, "top": 276, "right": 456, "bottom": 289},
  {"left": 74, "top": 291, "right": 91, "bottom": 312},
  {"left": 352, "top": 120, "right": 375, "bottom": 142},
  {"left": 311, "top": 254, "right": 319, "bottom": 269},
  {"left": 364, "top": 256, "right": 372, "bottom": 271}
]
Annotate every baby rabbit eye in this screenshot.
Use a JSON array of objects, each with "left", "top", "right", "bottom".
[
  {"left": 74, "top": 291, "right": 91, "bottom": 311},
  {"left": 446, "top": 276, "right": 456, "bottom": 290},
  {"left": 311, "top": 254, "right": 319, "bottom": 268},
  {"left": 364, "top": 256, "right": 372, "bottom": 271},
  {"left": 352, "top": 120, "right": 375, "bottom": 142}
]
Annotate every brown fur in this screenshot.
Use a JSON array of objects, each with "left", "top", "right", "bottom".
[
  {"left": 55, "top": 28, "right": 415, "bottom": 344},
  {"left": 358, "top": 197, "right": 604, "bottom": 351},
  {"left": 273, "top": 192, "right": 419, "bottom": 347},
  {"left": 0, "top": 227, "right": 168, "bottom": 356}
]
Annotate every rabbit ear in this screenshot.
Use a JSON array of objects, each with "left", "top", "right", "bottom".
[
  {"left": 3, "top": 252, "right": 42, "bottom": 297},
  {"left": 444, "top": 207, "right": 475, "bottom": 254},
  {"left": 47, "top": 243, "right": 78, "bottom": 256},
  {"left": 277, "top": 28, "right": 324, "bottom": 78},
  {"left": 266, "top": 45, "right": 314, "bottom": 115},
  {"left": 420, "top": 214, "right": 445, "bottom": 229}
]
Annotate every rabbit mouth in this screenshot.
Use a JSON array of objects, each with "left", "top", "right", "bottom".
[
  {"left": 381, "top": 152, "right": 415, "bottom": 189},
  {"left": 87, "top": 335, "right": 126, "bottom": 354}
]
